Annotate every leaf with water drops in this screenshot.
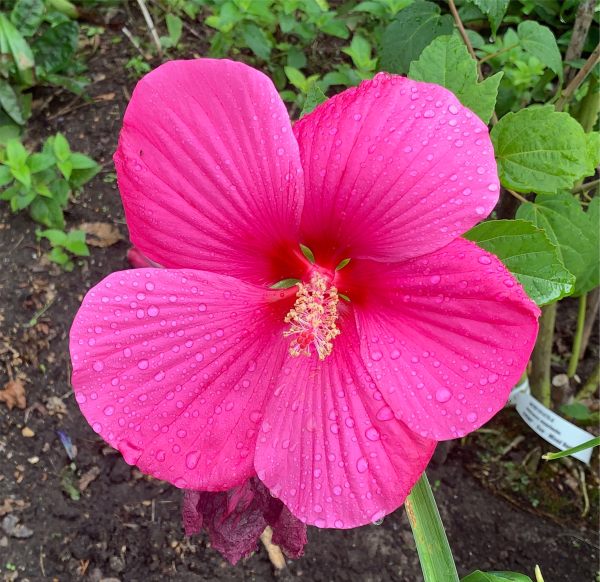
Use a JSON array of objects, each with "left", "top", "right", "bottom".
[
  {"left": 408, "top": 34, "right": 502, "bottom": 123},
  {"left": 516, "top": 192, "right": 598, "bottom": 296},
  {"left": 491, "top": 106, "right": 595, "bottom": 194},
  {"left": 464, "top": 219, "right": 574, "bottom": 305}
]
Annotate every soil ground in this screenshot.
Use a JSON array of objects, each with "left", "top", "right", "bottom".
[{"left": 0, "top": 15, "right": 598, "bottom": 582}]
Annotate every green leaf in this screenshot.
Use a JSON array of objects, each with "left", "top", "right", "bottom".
[
  {"left": 517, "top": 21, "right": 562, "bottom": 80},
  {"left": 542, "top": 436, "right": 600, "bottom": 461},
  {"left": 69, "top": 152, "right": 98, "bottom": 170},
  {"left": 408, "top": 34, "right": 502, "bottom": 123},
  {"left": 165, "top": 13, "right": 182, "bottom": 47},
  {"left": 284, "top": 66, "right": 307, "bottom": 92},
  {"left": 464, "top": 219, "right": 574, "bottom": 305},
  {"left": 241, "top": 22, "right": 272, "bottom": 61},
  {"left": 29, "top": 196, "right": 64, "bottom": 228},
  {"left": 10, "top": 0, "right": 45, "bottom": 37},
  {"left": 342, "top": 34, "right": 376, "bottom": 71},
  {"left": 584, "top": 132, "right": 600, "bottom": 169},
  {"left": 468, "top": 0, "right": 509, "bottom": 36},
  {"left": 0, "top": 164, "right": 12, "bottom": 186},
  {"left": 29, "top": 152, "right": 55, "bottom": 173},
  {"left": 560, "top": 402, "right": 593, "bottom": 421},
  {"left": 57, "top": 159, "right": 72, "bottom": 179},
  {"left": 406, "top": 474, "right": 459, "bottom": 582},
  {"left": 36, "top": 228, "right": 67, "bottom": 246},
  {"left": 299, "top": 243, "right": 315, "bottom": 264},
  {"left": 516, "top": 192, "right": 598, "bottom": 296},
  {"left": 49, "top": 245, "right": 73, "bottom": 270},
  {"left": 380, "top": 0, "right": 453, "bottom": 75},
  {"left": 32, "top": 21, "right": 78, "bottom": 75},
  {"left": 5, "top": 138, "right": 28, "bottom": 167},
  {"left": 0, "top": 14, "right": 35, "bottom": 85},
  {"left": 300, "top": 83, "right": 327, "bottom": 118},
  {"left": 52, "top": 133, "right": 70, "bottom": 162},
  {"left": 0, "top": 79, "right": 25, "bottom": 125},
  {"left": 64, "top": 229, "right": 89, "bottom": 256},
  {"left": 461, "top": 571, "right": 533, "bottom": 582},
  {"left": 491, "top": 106, "right": 594, "bottom": 194}
]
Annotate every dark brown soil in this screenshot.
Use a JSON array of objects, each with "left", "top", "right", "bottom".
[{"left": 0, "top": 16, "right": 598, "bottom": 582}]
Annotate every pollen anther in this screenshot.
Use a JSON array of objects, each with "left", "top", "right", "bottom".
[{"left": 284, "top": 271, "right": 340, "bottom": 360}]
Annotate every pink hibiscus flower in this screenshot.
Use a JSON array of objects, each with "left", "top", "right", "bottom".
[{"left": 70, "top": 59, "right": 539, "bottom": 532}]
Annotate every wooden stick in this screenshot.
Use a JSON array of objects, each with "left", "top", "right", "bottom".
[
  {"left": 136, "top": 0, "right": 162, "bottom": 57},
  {"left": 556, "top": 43, "right": 600, "bottom": 112}
]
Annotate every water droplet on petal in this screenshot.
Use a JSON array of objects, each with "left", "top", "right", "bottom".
[
  {"left": 185, "top": 451, "right": 200, "bottom": 469},
  {"left": 356, "top": 457, "right": 368, "bottom": 473},
  {"left": 435, "top": 388, "right": 453, "bottom": 403}
]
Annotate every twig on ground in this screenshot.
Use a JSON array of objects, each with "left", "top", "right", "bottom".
[{"left": 136, "top": 0, "right": 163, "bottom": 57}]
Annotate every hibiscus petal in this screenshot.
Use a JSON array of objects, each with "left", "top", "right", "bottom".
[
  {"left": 70, "top": 268, "right": 291, "bottom": 490},
  {"left": 115, "top": 59, "right": 304, "bottom": 285},
  {"left": 350, "top": 238, "right": 540, "bottom": 440},
  {"left": 254, "top": 318, "right": 435, "bottom": 528},
  {"left": 294, "top": 73, "right": 499, "bottom": 266}
]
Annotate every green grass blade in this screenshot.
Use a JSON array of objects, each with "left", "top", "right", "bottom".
[{"left": 405, "top": 473, "right": 459, "bottom": 582}]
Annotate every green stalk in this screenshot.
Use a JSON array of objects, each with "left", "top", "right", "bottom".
[
  {"left": 405, "top": 474, "right": 459, "bottom": 582},
  {"left": 529, "top": 303, "right": 556, "bottom": 407},
  {"left": 567, "top": 293, "right": 587, "bottom": 378}
]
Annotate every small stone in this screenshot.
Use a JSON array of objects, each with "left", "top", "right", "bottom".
[
  {"left": 2, "top": 515, "right": 34, "bottom": 538},
  {"left": 27, "top": 456, "right": 40, "bottom": 464},
  {"left": 109, "top": 556, "right": 125, "bottom": 573},
  {"left": 21, "top": 427, "right": 35, "bottom": 438}
]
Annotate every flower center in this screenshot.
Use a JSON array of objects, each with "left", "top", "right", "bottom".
[{"left": 283, "top": 271, "right": 340, "bottom": 360}]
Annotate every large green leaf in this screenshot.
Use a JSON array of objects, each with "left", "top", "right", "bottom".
[
  {"left": 465, "top": 219, "right": 574, "bottom": 305},
  {"left": 491, "top": 106, "right": 594, "bottom": 194},
  {"left": 517, "top": 21, "right": 562, "bottom": 79},
  {"left": 380, "top": 1, "right": 453, "bottom": 74},
  {"left": 32, "top": 21, "right": 78, "bottom": 75},
  {"left": 408, "top": 34, "right": 502, "bottom": 123},
  {"left": 0, "top": 14, "right": 35, "bottom": 85},
  {"left": 517, "top": 192, "right": 598, "bottom": 296},
  {"left": 10, "top": 0, "right": 45, "bottom": 37},
  {"left": 406, "top": 474, "right": 459, "bottom": 582},
  {"left": 468, "top": 0, "right": 509, "bottom": 35},
  {"left": 0, "top": 79, "right": 25, "bottom": 125}
]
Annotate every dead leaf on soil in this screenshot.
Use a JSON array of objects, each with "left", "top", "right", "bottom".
[
  {"left": 0, "top": 380, "right": 26, "bottom": 410},
  {"left": 79, "top": 222, "right": 122, "bottom": 248},
  {"left": 0, "top": 498, "right": 28, "bottom": 517},
  {"left": 78, "top": 466, "right": 101, "bottom": 492}
]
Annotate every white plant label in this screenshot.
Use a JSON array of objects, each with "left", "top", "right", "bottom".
[{"left": 509, "top": 378, "right": 594, "bottom": 464}]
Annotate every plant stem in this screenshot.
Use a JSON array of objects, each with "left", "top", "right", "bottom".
[
  {"left": 580, "top": 287, "right": 599, "bottom": 359},
  {"left": 576, "top": 361, "right": 600, "bottom": 400},
  {"left": 529, "top": 303, "right": 557, "bottom": 407},
  {"left": 564, "top": 0, "right": 597, "bottom": 82},
  {"left": 447, "top": 0, "right": 480, "bottom": 78},
  {"left": 567, "top": 294, "right": 587, "bottom": 378},
  {"left": 479, "top": 43, "right": 519, "bottom": 65},
  {"left": 556, "top": 43, "right": 600, "bottom": 112},
  {"left": 572, "top": 178, "right": 600, "bottom": 195},
  {"left": 576, "top": 75, "right": 600, "bottom": 132},
  {"left": 405, "top": 474, "right": 459, "bottom": 582}
]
